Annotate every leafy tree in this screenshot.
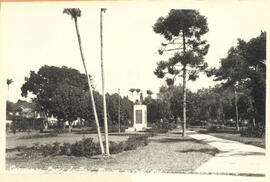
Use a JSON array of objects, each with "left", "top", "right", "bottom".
[
  {"left": 107, "top": 93, "right": 120, "bottom": 125},
  {"left": 153, "top": 10, "right": 210, "bottom": 136},
  {"left": 52, "top": 82, "right": 84, "bottom": 132},
  {"left": 146, "top": 98, "right": 166, "bottom": 123},
  {"left": 107, "top": 93, "right": 133, "bottom": 126},
  {"left": 209, "top": 32, "right": 266, "bottom": 125},
  {"left": 63, "top": 8, "right": 105, "bottom": 155},
  {"left": 146, "top": 90, "right": 153, "bottom": 98},
  {"left": 120, "top": 96, "right": 133, "bottom": 125},
  {"left": 21, "top": 66, "right": 88, "bottom": 115}
]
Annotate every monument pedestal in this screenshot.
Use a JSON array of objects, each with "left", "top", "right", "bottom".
[{"left": 126, "top": 104, "right": 147, "bottom": 132}]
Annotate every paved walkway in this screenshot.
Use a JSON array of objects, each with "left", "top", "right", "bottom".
[{"left": 187, "top": 131, "right": 266, "bottom": 175}]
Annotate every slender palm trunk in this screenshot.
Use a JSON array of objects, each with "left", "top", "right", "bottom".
[
  {"left": 182, "top": 32, "right": 187, "bottom": 137},
  {"left": 100, "top": 9, "right": 110, "bottom": 156},
  {"left": 7, "top": 85, "right": 10, "bottom": 101},
  {"left": 74, "top": 18, "right": 105, "bottom": 155},
  {"left": 234, "top": 87, "right": 239, "bottom": 131}
]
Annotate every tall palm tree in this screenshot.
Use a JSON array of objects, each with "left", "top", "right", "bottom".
[
  {"left": 146, "top": 90, "right": 153, "bottom": 97},
  {"left": 100, "top": 8, "right": 110, "bottom": 156},
  {"left": 129, "top": 88, "right": 135, "bottom": 96},
  {"left": 7, "top": 79, "right": 13, "bottom": 101},
  {"left": 63, "top": 8, "right": 105, "bottom": 155}
]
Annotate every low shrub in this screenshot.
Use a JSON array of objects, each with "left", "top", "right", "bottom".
[
  {"left": 125, "top": 135, "right": 149, "bottom": 150},
  {"left": 59, "top": 143, "right": 71, "bottom": 155},
  {"left": 16, "top": 134, "right": 150, "bottom": 158},
  {"left": 146, "top": 121, "right": 176, "bottom": 134},
  {"left": 70, "top": 138, "right": 100, "bottom": 157},
  {"left": 241, "top": 125, "right": 265, "bottom": 138},
  {"left": 39, "top": 143, "right": 61, "bottom": 156},
  {"left": 162, "top": 122, "right": 177, "bottom": 130},
  {"left": 52, "top": 128, "right": 70, "bottom": 134},
  {"left": 109, "top": 141, "right": 126, "bottom": 154},
  {"left": 207, "top": 125, "right": 218, "bottom": 132}
]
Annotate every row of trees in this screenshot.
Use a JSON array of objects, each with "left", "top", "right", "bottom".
[
  {"left": 145, "top": 82, "right": 264, "bottom": 130},
  {"left": 208, "top": 31, "right": 266, "bottom": 127},
  {"left": 152, "top": 9, "right": 265, "bottom": 135},
  {"left": 148, "top": 31, "right": 266, "bottom": 131}
]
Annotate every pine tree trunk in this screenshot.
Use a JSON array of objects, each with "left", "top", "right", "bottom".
[
  {"left": 182, "top": 32, "right": 187, "bottom": 137},
  {"left": 182, "top": 66, "right": 187, "bottom": 137},
  {"left": 234, "top": 87, "right": 239, "bottom": 131},
  {"left": 100, "top": 9, "right": 110, "bottom": 156},
  {"left": 74, "top": 18, "right": 105, "bottom": 155}
]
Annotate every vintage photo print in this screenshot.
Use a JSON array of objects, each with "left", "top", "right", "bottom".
[{"left": 0, "top": 0, "right": 269, "bottom": 181}]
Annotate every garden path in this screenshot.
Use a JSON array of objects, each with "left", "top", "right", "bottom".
[{"left": 186, "top": 131, "right": 267, "bottom": 175}]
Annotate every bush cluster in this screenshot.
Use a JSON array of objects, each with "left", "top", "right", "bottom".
[
  {"left": 108, "top": 125, "right": 128, "bottom": 133},
  {"left": 17, "top": 134, "right": 149, "bottom": 158},
  {"left": 147, "top": 121, "right": 177, "bottom": 133},
  {"left": 207, "top": 125, "right": 218, "bottom": 132},
  {"left": 10, "top": 116, "right": 44, "bottom": 133},
  {"left": 241, "top": 125, "right": 265, "bottom": 138},
  {"left": 91, "top": 124, "right": 129, "bottom": 133}
]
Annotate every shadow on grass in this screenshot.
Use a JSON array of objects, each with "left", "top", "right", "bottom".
[
  {"left": 152, "top": 137, "right": 205, "bottom": 144},
  {"left": 177, "top": 148, "right": 219, "bottom": 156},
  {"left": 225, "top": 151, "right": 265, "bottom": 157},
  {"left": 197, "top": 129, "right": 240, "bottom": 135}
]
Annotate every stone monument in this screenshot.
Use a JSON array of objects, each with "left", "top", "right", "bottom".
[
  {"left": 125, "top": 89, "right": 148, "bottom": 132},
  {"left": 133, "top": 104, "right": 147, "bottom": 131}
]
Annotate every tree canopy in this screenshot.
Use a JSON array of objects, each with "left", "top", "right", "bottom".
[
  {"left": 209, "top": 31, "right": 266, "bottom": 124},
  {"left": 21, "top": 65, "right": 92, "bottom": 116},
  {"left": 153, "top": 9, "right": 210, "bottom": 84}
]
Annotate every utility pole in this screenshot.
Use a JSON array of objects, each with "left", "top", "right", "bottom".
[
  {"left": 118, "top": 88, "right": 121, "bottom": 133},
  {"left": 100, "top": 8, "right": 110, "bottom": 156}
]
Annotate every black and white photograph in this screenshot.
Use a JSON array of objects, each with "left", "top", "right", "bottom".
[{"left": 1, "top": 1, "right": 268, "bottom": 181}]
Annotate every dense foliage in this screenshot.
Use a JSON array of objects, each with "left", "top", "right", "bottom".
[
  {"left": 208, "top": 31, "right": 266, "bottom": 125},
  {"left": 19, "top": 65, "right": 134, "bottom": 129},
  {"left": 10, "top": 116, "right": 44, "bottom": 134}
]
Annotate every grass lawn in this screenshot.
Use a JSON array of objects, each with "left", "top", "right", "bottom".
[
  {"left": 6, "top": 131, "right": 218, "bottom": 173},
  {"left": 189, "top": 126, "right": 265, "bottom": 149},
  {"left": 6, "top": 130, "right": 129, "bottom": 149}
]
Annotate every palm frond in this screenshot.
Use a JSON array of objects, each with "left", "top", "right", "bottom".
[{"left": 63, "top": 8, "right": 81, "bottom": 19}]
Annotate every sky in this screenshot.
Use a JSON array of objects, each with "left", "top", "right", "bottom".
[{"left": 1, "top": 1, "right": 268, "bottom": 103}]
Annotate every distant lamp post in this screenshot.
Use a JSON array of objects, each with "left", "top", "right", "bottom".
[{"left": 118, "top": 88, "right": 121, "bottom": 133}]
